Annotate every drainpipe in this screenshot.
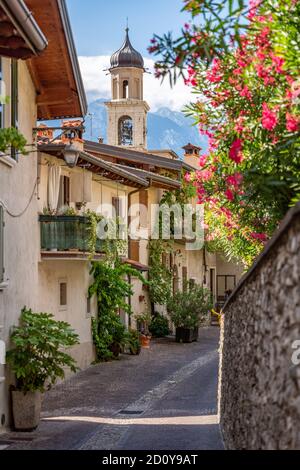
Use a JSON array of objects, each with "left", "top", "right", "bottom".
[
  {"left": 203, "top": 246, "right": 208, "bottom": 286},
  {"left": 127, "top": 188, "right": 142, "bottom": 328},
  {"left": 0, "top": 325, "right": 5, "bottom": 384}
]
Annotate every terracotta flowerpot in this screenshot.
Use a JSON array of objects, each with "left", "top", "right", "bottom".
[
  {"left": 140, "top": 334, "right": 151, "bottom": 349},
  {"left": 12, "top": 391, "right": 42, "bottom": 431}
]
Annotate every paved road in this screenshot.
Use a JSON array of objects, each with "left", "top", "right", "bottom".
[{"left": 3, "top": 327, "right": 223, "bottom": 450}]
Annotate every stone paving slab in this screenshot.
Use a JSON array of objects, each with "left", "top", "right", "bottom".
[{"left": 1, "top": 327, "right": 223, "bottom": 450}]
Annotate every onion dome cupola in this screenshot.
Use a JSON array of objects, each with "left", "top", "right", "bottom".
[{"left": 110, "top": 28, "right": 144, "bottom": 70}]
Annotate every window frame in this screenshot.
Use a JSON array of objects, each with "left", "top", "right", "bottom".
[{"left": 59, "top": 280, "right": 68, "bottom": 310}]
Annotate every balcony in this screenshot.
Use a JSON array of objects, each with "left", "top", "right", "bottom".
[{"left": 39, "top": 215, "right": 128, "bottom": 260}]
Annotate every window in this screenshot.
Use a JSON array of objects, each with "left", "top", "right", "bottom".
[
  {"left": 118, "top": 116, "right": 133, "bottom": 146},
  {"left": 123, "top": 80, "right": 129, "bottom": 99},
  {"left": 87, "top": 297, "right": 91, "bottom": 314},
  {"left": 0, "top": 206, "right": 4, "bottom": 285},
  {"left": 58, "top": 176, "right": 70, "bottom": 210},
  {"left": 59, "top": 282, "right": 67, "bottom": 308},
  {"left": 0, "top": 58, "right": 4, "bottom": 129},
  {"left": 11, "top": 59, "right": 19, "bottom": 160}
]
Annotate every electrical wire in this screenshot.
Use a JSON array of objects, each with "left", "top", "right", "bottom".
[{"left": 0, "top": 178, "right": 38, "bottom": 218}]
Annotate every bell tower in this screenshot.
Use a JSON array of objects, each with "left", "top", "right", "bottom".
[{"left": 105, "top": 28, "right": 150, "bottom": 150}]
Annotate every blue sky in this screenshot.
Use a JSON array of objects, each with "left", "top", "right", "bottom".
[
  {"left": 67, "top": 0, "right": 190, "bottom": 57},
  {"left": 66, "top": 0, "right": 193, "bottom": 111}
]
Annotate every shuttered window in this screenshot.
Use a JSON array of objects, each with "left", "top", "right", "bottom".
[
  {"left": 112, "top": 197, "right": 122, "bottom": 218},
  {"left": 130, "top": 240, "right": 140, "bottom": 263},
  {"left": 139, "top": 190, "right": 148, "bottom": 227},
  {"left": 0, "top": 206, "right": 4, "bottom": 284}
]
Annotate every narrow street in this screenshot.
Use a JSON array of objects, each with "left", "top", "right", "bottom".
[{"left": 3, "top": 327, "right": 223, "bottom": 451}]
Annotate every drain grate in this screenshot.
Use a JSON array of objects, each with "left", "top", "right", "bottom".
[{"left": 119, "top": 410, "right": 144, "bottom": 415}]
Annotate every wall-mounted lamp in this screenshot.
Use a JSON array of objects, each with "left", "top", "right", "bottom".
[{"left": 63, "top": 142, "right": 80, "bottom": 168}]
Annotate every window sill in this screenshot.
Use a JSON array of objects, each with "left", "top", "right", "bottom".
[
  {"left": 0, "top": 282, "right": 9, "bottom": 291},
  {"left": 0, "top": 155, "right": 17, "bottom": 168}
]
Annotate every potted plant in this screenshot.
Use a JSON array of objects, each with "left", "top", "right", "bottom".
[
  {"left": 149, "top": 312, "right": 170, "bottom": 338},
  {"left": 6, "top": 308, "right": 79, "bottom": 431},
  {"left": 127, "top": 329, "right": 141, "bottom": 355},
  {"left": 135, "top": 312, "right": 152, "bottom": 349},
  {"left": 108, "top": 318, "right": 128, "bottom": 359},
  {"left": 167, "top": 285, "right": 213, "bottom": 343}
]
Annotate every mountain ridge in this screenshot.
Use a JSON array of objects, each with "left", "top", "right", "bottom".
[{"left": 84, "top": 99, "right": 207, "bottom": 158}]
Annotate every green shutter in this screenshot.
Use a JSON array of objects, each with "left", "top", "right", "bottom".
[{"left": 0, "top": 206, "right": 4, "bottom": 284}]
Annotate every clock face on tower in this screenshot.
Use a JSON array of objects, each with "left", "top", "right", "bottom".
[{"left": 118, "top": 116, "right": 133, "bottom": 146}]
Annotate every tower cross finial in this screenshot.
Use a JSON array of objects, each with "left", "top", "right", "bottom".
[{"left": 126, "top": 17, "right": 129, "bottom": 32}]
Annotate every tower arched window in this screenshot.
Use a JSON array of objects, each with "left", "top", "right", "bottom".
[
  {"left": 123, "top": 80, "right": 129, "bottom": 99},
  {"left": 118, "top": 116, "right": 133, "bottom": 146}
]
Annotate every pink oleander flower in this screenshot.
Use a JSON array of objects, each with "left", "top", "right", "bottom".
[
  {"left": 196, "top": 169, "right": 213, "bottom": 182},
  {"left": 199, "top": 154, "right": 208, "bottom": 167},
  {"left": 226, "top": 173, "right": 244, "bottom": 189},
  {"left": 250, "top": 232, "right": 268, "bottom": 242},
  {"left": 229, "top": 139, "right": 244, "bottom": 164},
  {"left": 271, "top": 54, "right": 285, "bottom": 74},
  {"left": 206, "top": 58, "right": 223, "bottom": 83},
  {"left": 239, "top": 86, "right": 252, "bottom": 100},
  {"left": 184, "top": 172, "right": 192, "bottom": 183},
  {"left": 225, "top": 189, "right": 235, "bottom": 202},
  {"left": 262, "top": 103, "right": 278, "bottom": 131},
  {"left": 248, "top": 0, "right": 261, "bottom": 20},
  {"left": 286, "top": 113, "right": 299, "bottom": 132}
]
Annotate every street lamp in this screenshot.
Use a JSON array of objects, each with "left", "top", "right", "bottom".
[{"left": 63, "top": 142, "right": 80, "bottom": 168}]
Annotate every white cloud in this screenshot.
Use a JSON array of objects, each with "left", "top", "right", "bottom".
[{"left": 78, "top": 55, "right": 193, "bottom": 112}]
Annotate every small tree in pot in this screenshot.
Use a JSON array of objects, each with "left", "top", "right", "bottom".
[
  {"left": 6, "top": 308, "right": 79, "bottom": 431},
  {"left": 167, "top": 285, "right": 213, "bottom": 343}
]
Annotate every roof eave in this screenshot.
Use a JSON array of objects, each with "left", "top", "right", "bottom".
[
  {"left": 0, "top": 0, "right": 48, "bottom": 57},
  {"left": 56, "top": 0, "right": 87, "bottom": 117}
]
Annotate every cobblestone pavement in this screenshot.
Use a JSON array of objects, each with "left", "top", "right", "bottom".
[{"left": 1, "top": 327, "right": 223, "bottom": 450}]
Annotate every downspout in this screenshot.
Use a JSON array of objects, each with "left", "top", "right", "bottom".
[{"left": 127, "top": 187, "right": 142, "bottom": 328}]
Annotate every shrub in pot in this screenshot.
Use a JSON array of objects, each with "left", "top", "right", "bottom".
[
  {"left": 108, "top": 318, "right": 128, "bottom": 359},
  {"left": 149, "top": 313, "right": 170, "bottom": 338},
  {"left": 6, "top": 308, "right": 79, "bottom": 431},
  {"left": 127, "top": 329, "right": 141, "bottom": 355},
  {"left": 167, "top": 285, "right": 213, "bottom": 343}
]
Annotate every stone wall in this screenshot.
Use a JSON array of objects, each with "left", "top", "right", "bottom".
[{"left": 219, "top": 203, "right": 300, "bottom": 450}]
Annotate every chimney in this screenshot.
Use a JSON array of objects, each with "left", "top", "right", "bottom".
[
  {"left": 36, "top": 124, "right": 54, "bottom": 142},
  {"left": 183, "top": 143, "right": 201, "bottom": 169}
]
